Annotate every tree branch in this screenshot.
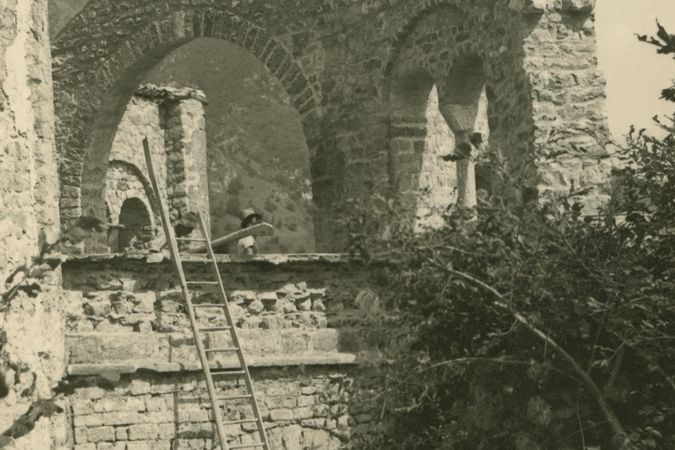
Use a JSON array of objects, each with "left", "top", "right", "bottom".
[{"left": 424, "top": 258, "right": 633, "bottom": 450}]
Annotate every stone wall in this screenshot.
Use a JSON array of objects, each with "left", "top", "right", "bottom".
[
  {"left": 106, "top": 94, "right": 165, "bottom": 227},
  {"left": 162, "top": 96, "right": 210, "bottom": 227},
  {"left": 68, "top": 369, "right": 363, "bottom": 450},
  {"left": 60, "top": 255, "right": 386, "bottom": 449},
  {"left": 52, "top": 0, "right": 611, "bottom": 251},
  {"left": 105, "top": 162, "right": 156, "bottom": 231},
  {"left": 96, "top": 85, "right": 212, "bottom": 252},
  {"left": 0, "top": 0, "right": 66, "bottom": 447}
]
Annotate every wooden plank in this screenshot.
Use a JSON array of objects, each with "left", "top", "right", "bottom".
[{"left": 190, "top": 222, "right": 275, "bottom": 253}]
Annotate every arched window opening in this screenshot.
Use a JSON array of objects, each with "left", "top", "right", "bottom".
[
  {"left": 388, "top": 68, "right": 458, "bottom": 232},
  {"left": 117, "top": 198, "right": 152, "bottom": 252},
  {"left": 437, "top": 54, "right": 490, "bottom": 210},
  {"left": 414, "top": 84, "right": 457, "bottom": 232}
]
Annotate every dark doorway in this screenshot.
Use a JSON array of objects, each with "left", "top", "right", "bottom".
[{"left": 117, "top": 198, "right": 152, "bottom": 251}]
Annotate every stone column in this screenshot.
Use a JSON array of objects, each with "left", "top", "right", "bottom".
[
  {"left": 136, "top": 85, "right": 211, "bottom": 231},
  {"left": 164, "top": 95, "right": 211, "bottom": 231}
]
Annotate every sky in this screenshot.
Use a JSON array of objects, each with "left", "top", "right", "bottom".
[{"left": 595, "top": 0, "right": 675, "bottom": 139}]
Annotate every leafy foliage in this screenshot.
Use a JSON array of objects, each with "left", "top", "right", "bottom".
[
  {"left": 637, "top": 21, "right": 675, "bottom": 102},
  {"left": 347, "top": 25, "right": 675, "bottom": 448},
  {"left": 350, "top": 126, "right": 675, "bottom": 448}
]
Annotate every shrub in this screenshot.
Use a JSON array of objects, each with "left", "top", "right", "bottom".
[{"left": 348, "top": 127, "right": 675, "bottom": 450}]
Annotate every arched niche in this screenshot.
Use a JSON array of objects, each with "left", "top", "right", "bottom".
[
  {"left": 105, "top": 160, "right": 158, "bottom": 227},
  {"left": 117, "top": 197, "right": 153, "bottom": 252},
  {"left": 389, "top": 67, "right": 436, "bottom": 120}
]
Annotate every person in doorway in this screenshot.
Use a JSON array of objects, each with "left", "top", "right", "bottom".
[{"left": 237, "top": 207, "right": 263, "bottom": 256}]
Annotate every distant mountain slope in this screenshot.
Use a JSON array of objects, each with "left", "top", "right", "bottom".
[
  {"left": 48, "top": 0, "right": 88, "bottom": 38},
  {"left": 143, "top": 38, "right": 314, "bottom": 252},
  {"left": 49, "top": 2, "right": 315, "bottom": 252}
]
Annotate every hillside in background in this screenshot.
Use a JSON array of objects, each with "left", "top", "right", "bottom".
[
  {"left": 48, "top": 0, "right": 88, "bottom": 37},
  {"left": 50, "top": 3, "right": 315, "bottom": 253},
  {"left": 143, "top": 38, "right": 314, "bottom": 253}
]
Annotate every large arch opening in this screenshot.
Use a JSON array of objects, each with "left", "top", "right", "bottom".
[
  {"left": 142, "top": 38, "right": 314, "bottom": 253},
  {"left": 53, "top": 10, "right": 322, "bottom": 253}
]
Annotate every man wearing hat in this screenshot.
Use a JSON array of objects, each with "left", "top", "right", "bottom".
[{"left": 237, "top": 207, "right": 263, "bottom": 256}]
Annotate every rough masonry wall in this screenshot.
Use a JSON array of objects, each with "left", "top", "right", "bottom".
[
  {"left": 60, "top": 256, "right": 386, "bottom": 449},
  {"left": 0, "top": 0, "right": 65, "bottom": 447},
  {"left": 52, "top": 0, "right": 610, "bottom": 251},
  {"left": 100, "top": 86, "right": 212, "bottom": 253},
  {"left": 521, "top": 4, "right": 613, "bottom": 210},
  {"left": 162, "top": 95, "right": 210, "bottom": 226}
]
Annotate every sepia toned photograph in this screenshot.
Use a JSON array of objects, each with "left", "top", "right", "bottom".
[{"left": 1, "top": 0, "right": 674, "bottom": 448}]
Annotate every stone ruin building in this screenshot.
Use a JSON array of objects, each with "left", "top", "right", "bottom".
[{"left": 1, "top": 0, "right": 612, "bottom": 448}]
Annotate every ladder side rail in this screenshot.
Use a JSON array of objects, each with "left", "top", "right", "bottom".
[
  {"left": 143, "top": 138, "right": 230, "bottom": 450},
  {"left": 197, "top": 213, "right": 271, "bottom": 450}
]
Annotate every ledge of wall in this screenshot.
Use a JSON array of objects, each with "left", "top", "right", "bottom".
[
  {"left": 68, "top": 353, "right": 358, "bottom": 379},
  {"left": 61, "top": 253, "right": 355, "bottom": 265},
  {"left": 62, "top": 254, "right": 391, "bottom": 382}
]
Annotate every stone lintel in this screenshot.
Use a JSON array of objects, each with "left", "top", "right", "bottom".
[{"left": 135, "top": 83, "right": 208, "bottom": 105}]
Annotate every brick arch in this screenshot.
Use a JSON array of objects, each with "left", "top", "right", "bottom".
[
  {"left": 53, "top": 7, "right": 322, "bottom": 224},
  {"left": 105, "top": 160, "right": 159, "bottom": 228}
]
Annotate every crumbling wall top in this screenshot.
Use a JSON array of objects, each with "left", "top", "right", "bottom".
[
  {"left": 508, "top": 0, "right": 595, "bottom": 14},
  {"left": 135, "top": 83, "right": 208, "bottom": 105}
]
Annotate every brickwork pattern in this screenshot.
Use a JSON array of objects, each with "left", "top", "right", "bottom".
[
  {"left": 163, "top": 98, "right": 210, "bottom": 225},
  {"left": 68, "top": 369, "right": 373, "bottom": 450}
]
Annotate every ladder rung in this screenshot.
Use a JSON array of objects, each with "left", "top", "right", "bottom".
[
  {"left": 224, "top": 419, "right": 258, "bottom": 425},
  {"left": 192, "top": 303, "right": 226, "bottom": 308},
  {"left": 186, "top": 281, "right": 219, "bottom": 285},
  {"left": 202, "top": 394, "right": 252, "bottom": 408},
  {"left": 176, "top": 238, "right": 207, "bottom": 242},
  {"left": 210, "top": 370, "right": 246, "bottom": 376},
  {"left": 228, "top": 444, "right": 264, "bottom": 449},
  {"left": 205, "top": 347, "right": 239, "bottom": 353},
  {"left": 218, "top": 394, "right": 252, "bottom": 401},
  {"left": 199, "top": 326, "right": 232, "bottom": 332}
]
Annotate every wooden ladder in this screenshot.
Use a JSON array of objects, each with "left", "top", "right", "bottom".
[{"left": 143, "top": 138, "right": 270, "bottom": 450}]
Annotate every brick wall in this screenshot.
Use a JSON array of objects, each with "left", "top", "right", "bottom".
[{"left": 68, "top": 369, "right": 369, "bottom": 450}]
